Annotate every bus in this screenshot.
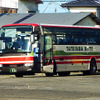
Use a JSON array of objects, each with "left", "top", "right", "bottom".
[
  {"left": 0, "top": 23, "right": 54, "bottom": 77},
  {"left": 0, "top": 23, "right": 100, "bottom": 77}
]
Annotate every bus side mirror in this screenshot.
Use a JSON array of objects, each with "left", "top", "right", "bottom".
[{"left": 30, "top": 34, "right": 34, "bottom": 44}]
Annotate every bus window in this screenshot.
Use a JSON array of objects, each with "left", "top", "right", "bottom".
[
  {"left": 55, "top": 27, "right": 68, "bottom": 34},
  {"left": 52, "top": 35, "right": 56, "bottom": 44},
  {"left": 64, "top": 35, "right": 70, "bottom": 44},
  {"left": 43, "top": 27, "right": 55, "bottom": 44},
  {"left": 56, "top": 34, "right": 70, "bottom": 45},
  {"left": 55, "top": 27, "right": 70, "bottom": 45},
  {"left": 57, "top": 35, "right": 64, "bottom": 44},
  {"left": 85, "top": 30, "right": 97, "bottom": 44},
  {"left": 98, "top": 30, "right": 100, "bottom": 44},
  {"left": 44, "top": 35, "right": 53, "bottom": 65},
  {"left": 71, "top": 32, "right": 83, "bottom": 45},
  {"left": 43, "top": 27, "right": 54, "bottom": 34}
]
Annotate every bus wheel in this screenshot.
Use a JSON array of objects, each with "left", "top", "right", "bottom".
[
  {"left": 45, "top": 73, "right": 54, "bottom": 77},
  {"left": 83, "top": 71, "right": 90, "bottom": 75},
  {"left": 15, "top": 74, "right": 23, "bottom": 77},
  {"left": 89, "top": 59, "right": 97, "bottom": 75},
  {"left": 58, "top": 72, "right": 70, "bottom": 76}
]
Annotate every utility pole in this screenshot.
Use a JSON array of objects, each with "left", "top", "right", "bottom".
[{"left": 55, "top": 0, "right": 57, "bottom": 13}]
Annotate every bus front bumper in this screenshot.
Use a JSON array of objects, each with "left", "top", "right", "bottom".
[{"left": 0, "top": 64, "right": 33, "bottom": 74}]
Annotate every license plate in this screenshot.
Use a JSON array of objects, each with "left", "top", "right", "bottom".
[{"left": 10, "top": 68, "right": 17, "bottom": 73}]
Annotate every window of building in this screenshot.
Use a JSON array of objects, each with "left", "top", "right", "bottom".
[{"left": 0, "top": 8, "right": 17, "bottom": 13}]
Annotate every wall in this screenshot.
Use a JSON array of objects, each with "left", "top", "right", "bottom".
[
  {"left": 0, "top": 0, "right": 18, "bottom": 8},
  {"left": 18, "top": 0, "right": 38, "bottom": 13},
  {"left": 69, "top": 7, "right": 97, "bottom": 13},
  {"left": 69, "top": 7, "right": 100, "bottom": 18},
  {"left": 76, "top": 16, "right": 97, "bottom": 26}
]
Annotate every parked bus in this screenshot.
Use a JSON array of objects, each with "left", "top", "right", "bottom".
[
  {"left": 0, "top": 23, "right": 100, "bottom": 77},
  {"left": 0, "top": 23, "right": 54, "bottom": 77}
]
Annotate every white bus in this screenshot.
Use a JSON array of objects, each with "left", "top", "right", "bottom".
[{"left": 0, "top": 23, "right": 100, "bottom": 77}]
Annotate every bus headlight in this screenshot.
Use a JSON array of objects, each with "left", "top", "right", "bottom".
[
  {"left": 0, "top": 64, "right": 3, "bottom": 67},
  {"left": 24, "top": 63, "right": 33, "bottom": 67}
]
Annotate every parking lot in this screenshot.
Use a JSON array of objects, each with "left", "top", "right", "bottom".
[{"left": 0, "top": 72, "right": 100, "bottom": 100}]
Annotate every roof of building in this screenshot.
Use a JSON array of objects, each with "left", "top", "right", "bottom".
[
  {"left": 35, "top": 0, "right": 43, "bottom": 4},
  {"left": 0, "top": 12, "right": 99, "bottom": 27},
  {"left": 61, "top": 0, "right": 100, "bottom": 8},
  {"left": 28, "top": 0, "right": 43, "bottom": 4}
]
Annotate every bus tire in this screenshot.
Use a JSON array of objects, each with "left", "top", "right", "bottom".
[
  {"left": 15, "top": 74, "right": 23, "bottom": 77},
  {"left": 83, "top": 71, "right": 90, "bottom": 75},
  {"left": 45, "top": 73, "right": 54, "bottom": 77},
  {"left": 53, "top": 60, "right": 57, "bottom": 75},
  {"left": 89, "top": 59, "right": 97, "bottom": 75},
  {"left": 58, "top": 72, "right": 70, "bottom": 76}
]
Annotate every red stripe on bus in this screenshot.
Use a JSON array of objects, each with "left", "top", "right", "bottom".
[
  {"left": 0, "top": 56, "right": 34, "bottom": 64},
  {"left": 0, "top": 61, "right": 33, "bottom": 65},
  {"left": 0, "top": 56, "right": 34, "bottom": 61},
  {"left": 96, "top": 61, "right": 100, "bottom": 63},
  {"left": 54, "top": 56, "right": 100, "bottom": 60}
]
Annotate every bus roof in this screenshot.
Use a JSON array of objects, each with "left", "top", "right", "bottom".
[
  {"left": 2, "top": 23, "right": 40, "bottom": 27},
  {"left": 41, "top": 24, "right": 100, "bottom": 30},
  {"left": 2, "top": 23, "right": 100, "bottom": 30}
]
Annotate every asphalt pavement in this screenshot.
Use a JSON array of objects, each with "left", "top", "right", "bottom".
[{"left": 0, "top": 72, "right": 100, "bottom": 100}]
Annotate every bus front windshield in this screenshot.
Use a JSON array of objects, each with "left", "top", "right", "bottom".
[{"left": 0, "top": 25, "right": 33, "bottom": 53}]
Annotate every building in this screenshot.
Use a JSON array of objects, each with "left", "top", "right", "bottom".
[
  {"left": 0, "top": 0, "right": 43, "bottom": 13},
  {"left": 18, "top": 0, "right": 43, "bottom": 13},
  {"left": 0, "top": 0, "right": 18, "bottom": 13},
  {"left": 0, "top": 12, "right": 100, "bottom": 27},
  {"left": 61, "top": 0, "right": 100, "bottom": 18}
]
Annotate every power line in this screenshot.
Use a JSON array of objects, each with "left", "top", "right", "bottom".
[
  {"left": 43, "top": 2, "right": 52, "bottom": 13},
  {"left": 41, "top": 0, "right": 74, "bottom": 13}
]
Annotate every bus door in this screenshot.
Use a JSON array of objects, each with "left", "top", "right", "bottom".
[{"left": 43, "top": 34, "right": 54, "bottom": 73}]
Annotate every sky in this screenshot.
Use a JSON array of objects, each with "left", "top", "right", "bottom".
[
  {"left": 39, "top": 1, "right": 71, "bottom": 13},
  {"left": 39, "top": 0, "right": 100, "bottom": 13}
]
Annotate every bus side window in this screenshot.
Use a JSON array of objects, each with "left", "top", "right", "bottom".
[
  {"left": 64, "top": 35, "right": 70, "bottom": 44},
  {"left": 57, "top": 35, "right": 63, "bottom": 44},
  {"left": 71, "top": 32, "right": 83, "bottom": 45},
  {"left": 52, "top": 35, "right": 56, "bottom": 44},
  {"left": 56, "top": 34, "right": 70, "bottom": 45},
  {"left": 98, "top": 32, "right": 100, "bottom": 44},
  {"left": 85, "top": 32, "right": 97, "bottom": 44}
]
